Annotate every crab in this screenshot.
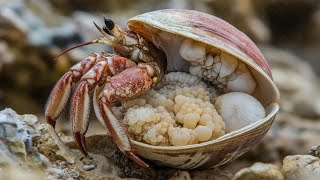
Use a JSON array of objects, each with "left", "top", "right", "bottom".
[{"left": 45, "top": 18, "right": 166, "bottom": 168}]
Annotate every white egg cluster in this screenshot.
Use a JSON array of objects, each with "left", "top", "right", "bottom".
[
  {"left": 123, "top": 73, "right": 226, "bottom": 146},
  {"left": 179, "top": 39, "right": 256, "bottom": 94}
]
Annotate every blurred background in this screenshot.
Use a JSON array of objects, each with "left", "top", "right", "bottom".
[{"left": 0, "top": 0, "right": 320, "bottom": 175}]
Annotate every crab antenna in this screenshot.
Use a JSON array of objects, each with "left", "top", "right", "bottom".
[
  {"left": 54, "top": 39, "right": 100, "bottom": 61},
  {"left": 54, "top": 22, "right": 116, "bottom": 61}
]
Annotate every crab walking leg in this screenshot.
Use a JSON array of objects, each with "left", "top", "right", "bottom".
[
  {"left": 45, "top": 53, "right": 99, "bottom": 128},
  {"left": 97, "top": 64, "right": 157, "bottom": 168},
  {"left": 71, "top": 55, "right": 137, "bottom": 155}
]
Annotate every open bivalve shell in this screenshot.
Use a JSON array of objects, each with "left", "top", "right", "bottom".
[{"left": 96, "top": 9, "right": 280, "bottom": 169}]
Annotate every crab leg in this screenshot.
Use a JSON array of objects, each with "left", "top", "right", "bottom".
[
  {"left": 45, "top": 53, "right": 99, "bottom": 127},
  {"left": 97, "top": 64, "right": 157, "bottom": 168},
  {"left": 71, "top": 55, "right": 136, "bottom": 155}
]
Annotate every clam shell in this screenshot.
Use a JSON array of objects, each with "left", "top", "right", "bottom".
[
  {"left": 124, "top": 9, "right": 280, "bottom": 169},
  {"left": 93, "top": 10, "right": 280, "bottom": 169}
]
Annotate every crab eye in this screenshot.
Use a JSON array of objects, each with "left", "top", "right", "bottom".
[
  {"left": 103, "top": 26, "right": 112, "bottom": 36},
  {"left": 104, "top": 17, "right": 115, "bottom": 30}
]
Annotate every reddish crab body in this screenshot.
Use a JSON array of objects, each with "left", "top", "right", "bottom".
[{"left": 45, "top": 18, "right": 166, "bottom": 168}]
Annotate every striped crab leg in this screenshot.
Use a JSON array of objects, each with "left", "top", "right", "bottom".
[
  {"left": 96, "top": 63, "right": 158, "bottom": 168},
  {"left": 71, "top": 53, "right": 136, "bottom": 155},
  {"left": 45, "top": 53, "right": 98, "bottom": 128}
]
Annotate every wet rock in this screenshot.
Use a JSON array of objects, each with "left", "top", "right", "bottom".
[
  {"left": 233, "top": 162, "right": 283, "bottom": 180},
  {"left": 282, "top": 155, "right": 320, "bottom": 180}
]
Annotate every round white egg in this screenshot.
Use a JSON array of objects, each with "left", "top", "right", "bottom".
[{"left": 214, "top": 92, "right": 265, "bottom": 133}]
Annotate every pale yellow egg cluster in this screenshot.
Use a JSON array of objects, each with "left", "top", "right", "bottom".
[
  {"left": 124, "top": 105, "right": 175, "bottom": 145},
  {"left": 123, "top": 85, "right": 226, "bottom": 146}
]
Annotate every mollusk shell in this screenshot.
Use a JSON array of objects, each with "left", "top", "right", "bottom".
[{"left": 121, "top": 9, "right": 279, "bottom": 169}]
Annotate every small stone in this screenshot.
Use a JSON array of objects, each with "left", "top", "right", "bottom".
[
  {"left": 169, "top": 171, "right": 191, "bottom": 180},
  {"left": 310, "top": 145, "right": 320, "bottom": 158},
  {"left": 190, "top": 168, "right": 232, "bottom": 180},
  {"left": 233, "top": 162, "right": 284, "bottom": 180},
  {"left": 282, "top": 155, "right": 320, "bottom": 180},
  {"left": 82, "top": 164, "right": 97, "bottom": 171}
]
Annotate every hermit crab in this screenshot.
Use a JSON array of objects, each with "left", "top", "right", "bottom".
[{"left": 45, "top": 9, "right": 280, "bottom": 169}]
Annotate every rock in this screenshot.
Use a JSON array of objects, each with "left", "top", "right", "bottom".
[
  {"left": 190, "top": 168, "right": 233, "bottom": 180},
  {"left": 261, "top": 46, "right": 320, "bottom": 118},
  {"left": 233, "top": 162, "right": 283, "bottom": 180},
  {"left": 45, "top": 160, "right": 79, "bottom": 180},
  {"left": 310, "top": 145, "right": 320, "bottom": 158},
  {"left": 66, "top": 134, "right": 175, "bottom": 179},
  {"left": 292, "top": 94, "right": 320, "bottom": 119},
  {"left": 261, "top": 46, "right": 316, "bottom": 95},
  {"left": 0, "top": 41, "right": 14, "bottom": 72},
  {"left": 238, "top": 112, "right": 320, "bottom": 167},
  {"left": 169, "top": 171, "right": 191, "bottom": 180},
  {"left": 282, "top": 155, "right": 320, "bottom": 180},
  {"left": 36, "top": 123, "right": 76, "bottom": 163},
  {"left": 0, "top": 108, "right": 43, "bottom": 167},
  {"left": 0, "top": 108, "right": 82, "bottom": 179},
  {"left": 27, "top": 22, "right": 82, "bottom": 48},
  {"left": 0, "top": 167, "right": 43, "bottom": 180}
]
